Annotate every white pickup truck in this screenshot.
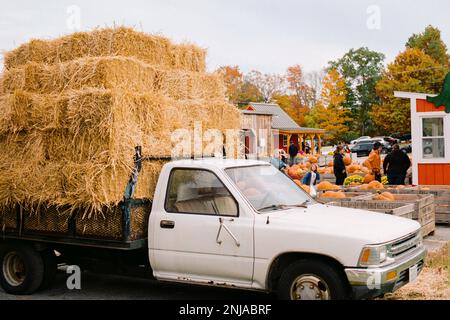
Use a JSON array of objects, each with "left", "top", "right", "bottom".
[{"left": 0, "top": 158, "right": 426, "bottom": 300}]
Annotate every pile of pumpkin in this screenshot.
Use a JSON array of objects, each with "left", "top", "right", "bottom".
[{"left": 372, "top": 191, "right": 396, "bottom": 201}]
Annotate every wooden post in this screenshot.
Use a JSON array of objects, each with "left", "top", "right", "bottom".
[
  {"left": 298, "top": 134, "right": 304, "bottom": 152},
  {"left": 318, "top": 134, "right": 322, "bottom": 155},
  {"left": 310, "top": 134, "right": 316, "bottom": 155}
]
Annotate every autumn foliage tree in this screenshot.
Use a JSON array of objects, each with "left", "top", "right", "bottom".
[
  {"left": 371, "top": 48, "right": 448, "bottom": 133},
  {"left": 305, "top": 69, "right": 351, "bottom": 143},
  {"left": 216, "top": 66, "right": 264, "bottom": 105}
]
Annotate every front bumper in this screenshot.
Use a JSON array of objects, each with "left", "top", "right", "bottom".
[{"left": 344, "top": 246, "right": 427, "bottom": 299}]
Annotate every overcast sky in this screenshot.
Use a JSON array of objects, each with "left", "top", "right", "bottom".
[{"left": 1, "top": 0, "right": 450, "bottom": 74}]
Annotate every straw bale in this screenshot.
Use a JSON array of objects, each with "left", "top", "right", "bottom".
[
  {"left": 4, "top": 27, "right": 206, "bottom": 72},
  {"left": 1, "top": 57, "right": 225, "bottom": 100}
]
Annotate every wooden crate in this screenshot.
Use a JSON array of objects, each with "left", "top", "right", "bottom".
[
  {"left": 317, "top": 192, "right": 371, "bottom": 204},
  {"left": 327, "top": 201, "right": 415, "bottom": 219},
  {"left": 352, "top": 193, "right": 435, "bottom": 236},
  {"left": 379, "top": 186, "right": 450, "bottom": 224}
]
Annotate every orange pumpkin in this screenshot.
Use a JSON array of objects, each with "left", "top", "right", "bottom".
[
  {"left": 368, "top": 181, "right": 384, "bottom": 190},
  {"left": 343, "top": 156, "right": 352, "bottom": 166},
  {"left": 364, "top": 174, "right": 375, "bottom": 184},
  {"left": 328, "top": 161, "right": 333, "bottom": 167},
  {"left": 309, "top": 156, "right": 318, "bottom": 164},
  {"left": 322, "top": 191, "right": 346, "bottom": 199},
  {"left": 381, "top": 192, "right": 395, "bottom": 201},
  {"left": 300, "top": 185, "right": 311, "bottom": 194}
]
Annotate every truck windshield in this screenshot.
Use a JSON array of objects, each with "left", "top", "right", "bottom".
[{"left": 225, "top": 165, "right": 313, "bottom": 213}]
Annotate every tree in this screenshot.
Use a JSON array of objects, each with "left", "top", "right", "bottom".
[
  {"left": 329, "top": 47, "right": 385, "bottom": 135},
  {"left": 305, "top": 69, "right": 351, "bottom": 144},
  {"left": 216, "top": 66, "right": 264, "bottom": 105},
  {"left": 406, "top": 25, "right": 450, "bottom": 66},
  {"left": 245, "top": 70, "right": 286, "bottom": 103},
  {"left": 371, "top": 48, "right": 448, "bottom": 133}
]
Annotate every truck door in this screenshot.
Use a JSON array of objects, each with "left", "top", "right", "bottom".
[{"left": 150, "top": 168, "right": 254, "bottom": 287}]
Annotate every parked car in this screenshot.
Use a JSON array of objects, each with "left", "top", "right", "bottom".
[
  {"left": 351, "top": 142, "right": 375, "bottom": 157},
  {"left": 382, "top": 136, "right": 400, "bottom": 145},
  {"left": 0, "top": 157, "right": 426, "bottom": 300},
  {"left": 355, "top": 139, "right": 391, "bottom": 154},
  {"left": 350, "top": 136, "right": 371, "bottom": 145},
  {"left": 399, "top": 134, "right": 412, "bottom": 142}
]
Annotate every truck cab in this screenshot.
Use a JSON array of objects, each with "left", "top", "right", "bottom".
[{"left": 148, "top": 159, "right": 426, "bottom": 300}]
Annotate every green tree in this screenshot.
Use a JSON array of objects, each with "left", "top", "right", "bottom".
[
  {"left": 406, "top": 25, "right": 450, "bottom": 66},
  {"left": 328, "top": 47, "right": 385, "bottom": 135},
  {"left": 371, "top": 48, "right": 449, "bottom": 133}
]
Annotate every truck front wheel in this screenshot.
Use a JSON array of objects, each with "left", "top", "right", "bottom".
[
  {"left": 0, "top": 243, "right": 45, "bottom": 295},
  {"left": 277, "top": 260, "right": 349, "bottom": 300}
]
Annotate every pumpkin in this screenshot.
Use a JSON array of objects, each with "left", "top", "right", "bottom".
[
  {"left": 364, "top": 174, "right": 375, "bottom": 184},
  {"left": 359, "top": 184, "right": 370, "bottom": 190},
  {"left": 343, "top": 156, "right": 352, "bottom": 166},
  {"left": 288, "top": 167, "right": 301, "bottom": 180},
  {"left": 243, "top": 188, "right": 261, "bottom": 197},
  {"left": 321, "top": 191, "right": 346, "bottom": 199},
  {"left": 328, "top": 161, "right": 333, "bottom": 167},
  {"left": 300, "top": 185, "right": 311, "bottom": 194},
  {"left": 368, "top": 181, "right": 384, "bottom": 190},
  {"left": 309, "top": 156, "right": 318, "bottom": 164},
  {"left": 317, "top": 181, "right": 340, "bottom": 191},
  {"left": 361, "top": 166, "right": 370, "bottom": 174},
  {"left": 381, "top": 192, "right": 395, "bottom": 201},
  {"left": 373, "top": 195, "right": 392, "bottom": 201}
]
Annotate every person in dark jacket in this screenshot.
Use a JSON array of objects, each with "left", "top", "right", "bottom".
[
  {"left": 333, "top": 146, "right": 347, "bottom": 185},
  {"left": 288, "top": 142, "right": 299, "bottom": 166},
  {"left": 383, "top": 144, "right": 411, "bottom": 185}
]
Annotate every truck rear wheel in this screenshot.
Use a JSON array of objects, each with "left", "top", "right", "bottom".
[
  {"left": 277, "top": 260, "right": 349, "bottom": 300},
  {"left": 0, "top": 243, "right": 44, "bottom": 295}
]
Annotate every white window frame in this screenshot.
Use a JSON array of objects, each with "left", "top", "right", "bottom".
[{"left": 416, "top": 113, "right": 449, "bottom": 164}]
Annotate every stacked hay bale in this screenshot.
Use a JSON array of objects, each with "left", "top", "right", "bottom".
[{"left": 0, "top": 27, "right": 241, "bottom": 218}]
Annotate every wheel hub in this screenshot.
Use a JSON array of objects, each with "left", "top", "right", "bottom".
[
  {"left": 290, "top": 275, "right": 330, "bottom": 300},
  {"left": 3, "top": 252, "right": 26, "bottom": 287}
]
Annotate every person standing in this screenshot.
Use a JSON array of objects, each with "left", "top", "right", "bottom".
[
  {"left": 302, "top": 164, "right": 321, "bottom": 186},
  {"left": 270, "top": 149, "right": 288, "bottom": 173},
  {"left": 288, "top": 141, "right": 299, "bottom": 166},
  {"left": 383, "top": 144, "right": 411, "bottom": 185},
  {"left": 363, "top": 142, "right": 383, "bottom": 182},
  {"left": 333, "top": 146, "right": 347, "bottom": 185}
]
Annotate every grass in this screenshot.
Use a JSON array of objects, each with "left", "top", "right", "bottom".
[{"left": 384, "top": 243, "right": 450, "bottom": 300}]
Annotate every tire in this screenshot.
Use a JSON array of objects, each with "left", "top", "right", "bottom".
[
  {"left": 39, "top": 249, "right": 58, "bottom": 291},
  {"left": 277, "top": 260, "right": 350, "bottom": 300},
  {"left": 0, "top": 243, "right": 45, "bottom": 295}
]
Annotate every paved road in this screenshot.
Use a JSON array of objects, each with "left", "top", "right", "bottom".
[{"left": 1, "top": 226, "right": 448, "bottom": 300}]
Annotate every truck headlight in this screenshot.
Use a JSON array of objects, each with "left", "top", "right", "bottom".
[{"left": 359, "top": 245, "right": 388, "bottom": 267}]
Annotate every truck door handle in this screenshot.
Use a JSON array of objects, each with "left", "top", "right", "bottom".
[{"left": 160, "top": 220, "right": 175, "bottom": 229}]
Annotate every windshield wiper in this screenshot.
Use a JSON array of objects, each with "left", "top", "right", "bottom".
[{"left": 258, "top": 203, "right": 308, "bottom": 212}]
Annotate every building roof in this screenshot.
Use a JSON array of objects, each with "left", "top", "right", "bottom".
[
  {"left": 241, "top": 110, "right": 273, "bottom": 116},
  {"left": 246, "top": 102, "right": 325, "bottom": 133}
]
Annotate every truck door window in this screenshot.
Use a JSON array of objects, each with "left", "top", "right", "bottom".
[{"left": 165, "top": 169, "right": 238, "bottom": 217}]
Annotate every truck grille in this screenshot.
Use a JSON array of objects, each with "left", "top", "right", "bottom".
[{"left": 388, "top": 232, "right": 421, "bottom": 258}]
